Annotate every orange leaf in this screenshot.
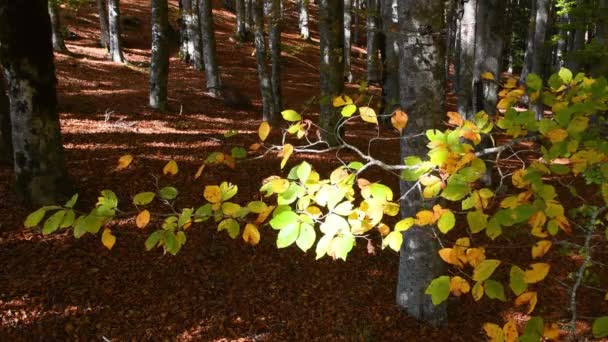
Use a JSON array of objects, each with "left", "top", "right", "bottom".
[
  {"left": 136, "top": 210, "right": 151, "bottom": 229},
  {"left": 391, "top": 109, "right": 409, "bottom": 133},
  {"left": 194, "top": 164, "right": 206, "bottom": 179},
  {"left": 117, "top": 154, "right": 133, "bottom": 170},
  {"left": 447, "top": 111, "right": 464, "bottom": 127},
  {"left": 242, "top": 223, "right": 260, "bottom": 246},
  {"left": 523, "top": 263, "right": 550, "bottom": 284},
  {"left": 531, "top": 240, "right": 552, "bottom": 259},
  {"left": 515, "top": 291, "right": 538, "bottom": 314},
  {"left": 163, "top": 160, "right": 179, "bottom": 176},
  {"left": 503, "top": 320, "right": 519, "bottom": 342},
  {"left": 449, "top": 276, "right": 470, "bottom": 296}
]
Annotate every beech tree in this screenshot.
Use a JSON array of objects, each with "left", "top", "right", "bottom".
[
  {"left": 0, "top": 69, "right": 10, "bottom": 164},
  {"left": 366, "top": 0, "right": 381, "bottom": 83},
  {"left": 379, "top": 0, "right": 400, "bottom": 123},
  {"left": 179, "top": 0, "right": 203, "bottom": 69},
  {"left": 48, "top": 0, "right": 69, "bottom": 53},
  {"left": 298, "top": 0, "right": 310, "bottom": 40},
  {"left": 253, "top": 0, "right": 273, "bottom": 121},
  {"left": 235, "top": 0, "right": 248, "bottom": 41},
  {"left": 269, "top": 0, "right": 282, "bottom": 119},
  {"left": 108, "top": 0, "right": 126, "bottom": 62},
  {"left": 344, "top": 0, "right": 353, "bottom": 83},
  {"left": 150, "top": 0, "right": 170, "bottom": 111},
  {"left": 199, "top": 0, "right": 221, "bottom": 96},
  {"left": 0, "top": 0, "right": 70, "bottom": 205},
  {"left": 97, "top": 0, "right": 110, "bottom": 50}
]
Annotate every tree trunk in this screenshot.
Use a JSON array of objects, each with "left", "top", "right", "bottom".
[
  {"left": 380, "top": 0, "right": 400, "bottom": 122},
  {"left": 97, "top": 0, "right": 110, "bottom": 50},
  {"left": 235, "top": 0, "right": 248, "bottom": 41},
  {"left": 199, "top": 0, "right": 221, "bottom": 95},
  {"left": 150, "top": 0, "right": 170, "bottom": 111},
  {"left": 521, "top": 0, "right": 536, "bottom": 83},
  {"left": 269, "top": 0, "right": 282, "bottom": 121},
  {"left": 318, "top": 0, "right": 345, "bottom": 146},
  {"left": 0, "top": 69, "right": 11, "bottom": 164},
  {"left": 48, "top": 0, "right": 68, "bottom": 53},
  {"left": 366, "top": 0, "right": 381, "bottom": 83},
  {"left": 396, "top": 0, "right": 448, "bottom": 326},
  {"left": 353, "top": 0, "right": 359, "bottom": 46},
  {"left": 246, "top": 0, "right": 254, "bottom": 33},
  {"left": 530, "top": 0, "right": 550, "bottom": 119},
  {"left": 598, "top": 0, "right": 608, "bottom": 44},
  {"left": 253, "top": 0, "right": 273, "bottom": 121},
  {"left": 567, "top": 0, "right": 587, "bottom": 73},
  {"left": 108, "top": 0, "right": 126, "bottom": 62},
  {"left": 344, "top": 0, "right": 353, "bottom": 83},
  {"left": 299, "top": 0, "right": 310, "bottom": 40},
  {"left": 190, "top": 0, "right": 204, "bottom": 70},
  {"left": 0, "top": 0, "right": 71, "bottom": 206},
  {"left": 554, "top": 12, "right": 568, "bottom": 71},
  {"left": 456, "top": 0, "right": 477, "bottom": 119}
]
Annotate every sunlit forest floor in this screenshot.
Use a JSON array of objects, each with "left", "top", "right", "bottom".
[{"left": 0, "top": 0, "right": 605, "bottom": 340}]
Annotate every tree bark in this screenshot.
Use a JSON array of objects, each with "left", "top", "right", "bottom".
[
  {"left": 48, "top": 0, "right": 68, "bottom": 53},
  {"left": 380, "top": 0, "right": 400, "bottom": 122},
  {"left": 0, "top": 0, "right": 71, "bottom": 205},
  {"left": 456, "top": 0, "right": 477, "bottom": 119},
  {"left": 396, "top": 0, "right": 448, "bottom": 326},
  {"left": 353, "top": 0, "right": 359, "bottom": 46},
  {"left": 199, "top": 0, "right": 221, "bottom": 95},
  {"left": 269, "top": 0, "right": 282, "bottom": 121},
  {"left": 299, "top": 0, "right": 310, "bottom": 40},
  {"left": 253, "top": 0, "right": 273, "bottom": 121},
  {"left": 318, "top": 0, "right": 345, "bottom": 146},
  {"left": 344, "top": 0, "right": 353, "bottom": 83},
  {"left": 108, "top": 0, "right": 126, "bottom": 62},
  {"left": 97, "top": 0, "right": 110, "bottom": 50},
  {"left": 189, "top": 0, "right": 204, "bottom": 70},
  {"left": 0, "top": 69, "right": 11, "bottom": 164},
  {"left": 530, "top": 0, "right": 550, "bottom": 119},
  {"left": 150, "top": 0, "right": 170, "bottom": 111},
  {"left": 235, "top": 0, "right": 248, "bottom": 41},
  {"left": 521, "top": 0, "right": 536, "bottom": 83},
  {"left": 366, "top": 0, "right": 381, "bottom": 83}
]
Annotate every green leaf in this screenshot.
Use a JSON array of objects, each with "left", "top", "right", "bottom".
[
  {"left": 42, "top": 210, "right": 66, "bottom": 235},
  {"left": 526, "top": 73, "right": 543, "bottom": 91},
  {"left": 548, "top": 73, "right": 563, "bottom": 90},
  {"left": 333, "top": 234, "right": 355, "bottom": 261},
  {"left": 347, "top": 161, "right": 364, "bottom": 171},
  {"left": 341, "top": 104, "right": 357, "bottom": 117},
  {"left": 315, "top": 234, "right": 333, "bottom": 260},
  {"left": 178, "top": 208, "right": 193, "bottom": 228},
  {"left": 218, "top": 218, "right": 240, "bottom": 239},
  {"left": 164, "top": 231, "right": 180, "bottom": 255},
  {"left": 194, "top": 204, "right": 212, "bottom": 222},
  {"left": 223, "top": 129, "right": 239, "bottom": 138},
  {"left": 558, "top": 67, "right": 573, "bottom": 84},
  {"left": 220, "top": 182, "right": 238, "bottom": 201},
  {"left": 133, "top": 192, "right": 156, "bottom": 206},
  {"left": 467, "top": 210, "right": 488, "bottom": 233},
  {"left": 24, "top": 208, "right": 48, "bottom": 228},
  {"left": 425, "top": 276, "right": 450, "bottom": 305},
  {"left": 159, "top": 186, "right": 178, "bottom": 200},
  {"left": 277, "top": 222, "right": 300, "bottom": 248},
  {"left": 509, "top": 265, "right": 527, "bottom": 295},
  {"left": 593, "top": 316, "right": 608, "bottom": 338},
  {"left": 296, "top": 223, "right": 316, "bottom": 252},
  {"left": 269, "top": 210, "right": 299, "bottom": 230},
  {"left": 473, "top": 259, "right": 501, "bottom": 282},
  {"left": 437, "top": 211, "right": 456, "bottom": 234},
  {"left": 60, "top": 210, "right": 76, "bottom": 228},
  {"left": 231, "top": 147, "right": 247, "bottom": 159},
  {"left": 370, "top": 183, "right": 393, "bottom": 202},
  {"left": 383, "top": 231, "right": 403, "bottom": 252},
  {"left": 176, "top": 231, "right": 187, "bottom": 245},
  {"left": 296, "top": 161, "right": 312, "bottom": 183},
  {"left": 145, "top": 231, "right": 162, "bottom": 251},
  {"left": 98, "top": 190, "right": 118, "bottom": 208},
  {"left": 484, "top": 279, "right": 506, "bottom": 301},
  {"left": 441, "top": 182, "right": 470, "bottom": 201},
  {"left": 521, "top": 317, "right": 544, "bottom": 342},
  {"left": 281, "top": 109, "right": 302, "bottom": 122},
  {"left": 64, "top": 194, "right": 79, "bottom": 208},
  {"left": 429, "top": 148, "right": 449, "bottom": 166}
]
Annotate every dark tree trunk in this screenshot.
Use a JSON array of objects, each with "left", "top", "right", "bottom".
[
  {"left": 190, "top": 0, "right": 204, "bottom": 70},
  {"left": 246, "top": 0, "right": 254, "bottom": 33},
  {"left": 235, "top": 0, "right": 248, "bottom": 41},
  {"left": 269, "top": 0, "right": 282, "bottom": 121},
  {"left": 599, "top": 0, "right": 608, "bottom": 44},
  {"left": 554, "top": 12, "right": 568, "bottom": 71},
  {"left": 456, "top": 0, "right": 476, "bottom": 119},
  {"left": 253, "top": 0, "right": 273, "bottom": 121},
  {"left": 199, "top": 0, "right": 221, "bottom": 95},
  {"left": 0, "top": 69, "right": 11, "bottom": 164},
  {"left": 97, "top": 0, "right": 110, "bottom": 50},
  {"left": 380, "top": 0, "right": 400, "bottom": 122},
  {"left": 108, "top": 0, "right": 125, "bottom": 62},
  {"left": 530, "top": 0, "right": 550, "bottom": 119},
  {"left": 150, "top": 0, "right": 170, "bottom": 111},
  {"left": 396, "top": 0, "right": 448, "bottom": 326},
  {"left": 353, "top": 0, "right": 359, "bottom": 46},
  {"left": 48, "top": 0, "right": 68, "bottom": 53},
  {"left": 344, "top": 0, "right": 353, "bottom": 83},
  {"left": 318, "top": 0, "right": 345, "bottom": 146},
  {"left": 299, "top": 0, "right": 310, "bottom": 40},
  {"left": 366, "top": 0, "right": 381, "bottom": 83},
  {"left": 567, "top": 0, "right": 587, "bottom": 73},
  {"left": 521, "top": 0, "right": 536, "bottom": 83},
  {"left": 0, "top": 0, "right": 71, "bottom": 205}
]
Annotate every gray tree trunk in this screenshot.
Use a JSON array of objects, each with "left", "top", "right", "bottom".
[
  {"left": 456, "top": 0, "right": 476, "bottom": 119},
  {"left": 150, "top": 0, "right": 170, "bottom": 111},
  {"left": 554, "top": 13, "right": 568, "bottom": 71},
  {"left": 299, "top": 0, "right": 310, "bottom": 40},
  {"left": 190, "top": 0, "right": 204, "bottom": 70},
  {"left": 235, "top": 0, "right": 248, "bottom": 41},
  {"left": 380, "top": 0, "right": 400, "bottom": 122},
  {"left": 567, "top": 0, "right": 587, "bottom": 73},
  {"left": 530, "top": 0, "right": 550, "bottom": 119},
  {"left": 0, "top": 69, "right": 11, "bottom": 164},
  {"left": 344, "top": 0, "right": 353, "bottom": 83},
  {"left": 0, "top": 0, "right": 71, "bottom": 205},
  {"left": 199, "top": 0, "right": 221, "bottom": 96},
  {"left": 269, "top": 0, "right": 282, "bottom": 121},
  {"left": 353, "top": 0, "right": 359, "bottom": 45},
  {"left": 396, "top": 0, "right": 448, "bottom": 326},
  {"left": 318, "top": 0, "right": 345, "bottom": 146},
  {"left": 97, "top": 0, "right": 110, "bottom": 50},
  {"left": 108, "top": 0, "right": 125, "bottom": 62},
  {"left": 521, "top": 0, "right": 536, "bottom": 83},
  {"left": 48, "top": 0, "right": 68, "bottom": 53},
  {"left": 366, "top": 0, "right": 381, "bottom": 83},
  {"left": 253, "top": 0, "right": 273, "bottom": 121}
]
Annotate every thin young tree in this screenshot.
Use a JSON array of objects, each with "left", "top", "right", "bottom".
[
  {"left": 235, "top": 0, "right": 248, "bottom": 41},
  {"left": 269, "top": 0, "right": 282, "bottom": 120},
  {"left": 299, "top": 0, "right": 310, "bottom": 40},
  {"left": 0, "top": 69, "right": 11, "bottom": 164},
  {"left": 108, "top": 0, "right": 126, "bottom": 62},
  {"left": 179, "top": 0, "right": 202, "bottom": 68},
  {"left": 455, "top": 0, "right": 477, "bottom": 119},
  {"left": 0, "top": 0, "right": 71, "bottom": 205},
  {"left": 48, "top": 0, "right": 69, "bottom": 53},
  {"left": 380, "top": 0, "right": 400, "bottom": 123},
  {"left": 150, "top": 0, "right": 170, "bottom": 111},
  {"left": 253, "top": 0, "right": 273, "bottom": 121},
  {"left": 97, "top": 0, "right": 110, "bottom": 50},
  {"left": 199, "top": 0, "right": 221, "bottom": 95},
  {"left": 344, "top": 0, "right": 353, "bottom": 83},
  {"left": 366, "top": 0, "right": 381, "bottom": 83}
]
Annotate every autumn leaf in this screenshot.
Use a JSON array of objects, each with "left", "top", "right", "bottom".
[
  {"left": 415, "top": 210, "right": 435, "bottom": 225},
  {"left": 531, "top": 240, "right": 552, "bottom": 259},
  {"left": 136, "top": 210, "right": 150, "bottom": 229},
  {"left": 472, "top": 281, "right": 484, "bottom": 301},
  {"left": 391, "top": 109, "right": 408, "bottom": 133},
  {"left": 447, "top": 111, "right": 464, "bottom": 127},
  {"left": 249, "top": 143, "right": 262, "bottom": 151},
  {"left": 194, "top": 164, "right": 206, "bottom": 179},
  {"left": 242, "top": 223, "right": 260, "bottom": 246},
  {"left": 359, "top": 106, "right": 378, "bottom": 124},
  {"left": 280, "top": 144, "right": 294, "bottom": 169},
  {"left": 439, "top": 248, "right": 462, "bottom": 267},
  {"left": 117, "top": 154, "right": 133, "bottom": 170},
  {"left": 543, "top": 323, "right": 561, "bottom": 340},
  {"left": 466, "top": 247, "right": 486, "bottom": 267},
  {"left": 449, "top": 276, "right": 470, "bottom": 296},
  {"left": 481, "top": 72, "right": 495, "bottom": 81},
  {"left": 163, "top": 160, "right": 179, "bottom": 175},
  {"left": 258, "top": 121, "right": 271, "bottom": 141},
  {"left": 101, "top": 228, "right": 116, "bottom": 250},
  {"left": 546, "top": 128, "right": 569, "bottom": 143},
  {"left": 515, "top": 291, "right": 538, "bottom": 314},
  {"left": 523, "top": 263, "right": 550, "bottom": 284},
  {"left": 332, "top": 95, "right": 353, "bottom": 107},
  {"left": 483, "top": 323, "right": 504, "bottom": 342},
  {"left": 204, "top": 185, "right": 222, "bottom": 204},
  {"left": 473, "top": 259, "right": 501, "bottom": 282},
  {"left": 503, "top": 320, "right": 519, "bottom": 342}
]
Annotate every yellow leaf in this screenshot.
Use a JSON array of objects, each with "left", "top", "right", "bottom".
[
  {"left": 503, "top": 320, "right": 519, "bottom": 342},
  {"left": 504, "top": 78, "right": 518, "bottom": 89},
  {"left": 163, "top": 160, "right": 179, "bottom": 176},
  {"left": 255, "top": 205, "right": 275, "bottom": 225},
  {"left": 543, "top": 323, "right": 561, "bottom": 340},
  {"left": 242, "top": 223, "right": 260, "bottom": 246},
  {"left": 555, "top": 215, "right": 571, "bottom": 233},
  {"left": 101, "top": 228, "right": 116, "bottom": 250},
  {"left": 306, "top": 206, "right": 322, "bottom": 218},
  {"left": 359, "top": 106, "right": 378, "bottom": 124},
  {"left": 391, "top": 109, "right": 409, "bottom": 133},
  {"left": 117, "top": 154, "right": 133, "bottom": 170},
  {"left": 531, "top": 240, "right": 552, "bottom": 259},
  {"left": 258, "top": 121, "right": 271, "bottom": 141},
  {"left": 439, "top": 248, "right": 462, "bottom": 267},
  {"left": 546, "top": 128, "right": 569, "bottom": 143},
  {"left": 512, "top": 169, "right": 528, "bottom": 188},
  {"left": 605, "top": 292, "right": 608, "bottom": 300},
  {"left": 447, "top": 111, "right": 464, "bottom": 127},
  {"left": 249, "top": 143, "right": 262, "bottom": 151},
  {"left": 136, "top": 210, "right": 150, "bottom": 229},
  {"left": 215, "top": 153, "right": 225, "bottom": 163},
  {"left": 377, "top": 223, "right": 390, "bottom": 236},
  {"left": 483, "top": 323, "right": 504, "bottom": 342},
  {"left": 280, "top": 144, "right": 294, "bottom": 169},
  {"left": 528, "top": 211, "right": 547, "bottom": 233},
  {"left": 524, "top": 263, "right": 550, "bottom": 284},
  {"left": 473, "top": 281, "right": 484, "bottom": 301},
  {"left": 415, "top": 210, "right": 435, "bottom": 225},
  {"left": 515, "top": 291, "right": 538, "bottom": 314},
  {"left": 332, "top": 95, "right": 353, "bottom": 107},
  {"left": 194, "top": 164, "right": 206, "bottom": 179},
  {"left": 482, "top": 72, "right": 495, "bottom": 81},
  {"left": 466, "top": 247, "right": 486, "bottom": 267},
  {"left": 204, "top": 185, "right": 222, "bottom": 204},
  {"left": 449, "top": 276, "right": 470, "bottom": 296}
]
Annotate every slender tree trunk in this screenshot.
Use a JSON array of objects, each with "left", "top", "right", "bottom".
[
  {"left": 456, "top": 0, "right": 477, "bottom": 119},
  {"left": 48, "top": 0, "right": 68, "bottom": 53},
  {"left": 318, "top": 0, "right": 345, "bottom": 146},
  {"left": 366, "top": 0, "right": 381, "bottom": 83},
  {"left": 344, "top": 0, "right": 353, "bottom": 83},
  {"left": 97, "top": 0, "right": 110, "bottom": 50},
  {"left": 246, "top": 0, "right": 254, "bottom": 33},
  {"left": 179, "top": 0, "right": 193, "bottom": 62},
  {"left": 150, "top": 0, "right": 170, "bottom": 111},
  {"left": 299, "top": 0, "right": 310, "bottom": 40},
  {"left": 353, "top": 0, "right": 359, "bottom": 46},
  {"left": 396, "top": 0, "right": 448, "bottom": 326},
  {"left": 269, "top": 0, "right": 282, "bottom": 121},
  {"left": 598, "top": 0, "right": 608, "bottom": 44},
  {"left": 190, "top": 0, "right": 204, "bottom": 70},
  {"left": 108, "top": 0, "right": 126, "bottom": 62},
  {"left": 235, "top": 0, "right": 248, "bottom": 41},
  {"left": 0, "top": 69, "right": 11, "bottom": 164},
  {"left": 521, "top": 0, "right": 536, "bottom": 83},
  {"left": 0, "top": 0, "right": 71, "bottom": 205},
  {"left": 530, "top": 0, "right": 550, "bottom": 119},
  {"left": 199, "top": 0, "right": 221, "bottom": 95},
  {"left": 380, "top": 0, "right": 400, "bottom": 122},
  {"left": 567, "top": 0, "right": 587, "bottom": 73},
  {"left": 253, "top": 0, "right": 273, "bottom": 121},
  {"left": 554, "top": 12, "right": 568, "bottom": 71}
]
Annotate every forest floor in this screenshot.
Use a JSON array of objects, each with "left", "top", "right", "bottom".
[{"left": 0, "top": 0, "right": 606, "bottom": 341}]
